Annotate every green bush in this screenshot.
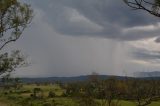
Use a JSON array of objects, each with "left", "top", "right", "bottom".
[
  {"left": 4, "top": 92, "right": 8, "bottom": 95},
  {"left": 48, "top": 91, "right": 56, "bottom": 98}
]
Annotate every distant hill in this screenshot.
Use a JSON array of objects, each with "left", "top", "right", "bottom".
[
  {"left": 20, "top": 75, "right": 130, "bottom": 83},
  {"left": 134, "top": 71, "right": 160, "bottom": 77},
  {"left": 0, "top": 74, "right": 158, "bottom": 84}
]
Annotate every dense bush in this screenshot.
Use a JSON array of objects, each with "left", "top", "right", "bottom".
[{"left": 48, "top": 91, "right": 56, "bottom": 98}]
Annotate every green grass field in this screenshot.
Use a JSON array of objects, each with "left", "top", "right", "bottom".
[{"left": 0, "top": 84, "right": 160, "bottom": 106}]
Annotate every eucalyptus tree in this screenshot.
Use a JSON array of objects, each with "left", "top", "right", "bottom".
[{"left": 0, "top": 0, "right": 33, "bottom": 75}]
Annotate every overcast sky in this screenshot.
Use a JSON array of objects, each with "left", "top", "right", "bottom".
[{"left": 5, "top": 0, "right": 160, "bottom": 77}]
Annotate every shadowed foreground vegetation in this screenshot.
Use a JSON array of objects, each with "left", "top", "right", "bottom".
[{"left": 0, "top": 76, "right": 160, "bottom": 106}]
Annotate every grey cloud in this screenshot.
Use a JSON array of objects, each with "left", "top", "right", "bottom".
[
  {"left": 30, "top": 0, "right": 160, "bottom": 41},
  {"left": 11, "top": 0, "right": 160, "bottom": 77},
  {"left": 155, "top": 37, "right": 160, "bottom": 43},
  {"left": 132, "top": 48, "right": 160, "bottom": 63}
]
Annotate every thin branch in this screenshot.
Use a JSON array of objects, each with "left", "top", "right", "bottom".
[{"left": 124, "top": 0, "right": 160, "bottom": 17}]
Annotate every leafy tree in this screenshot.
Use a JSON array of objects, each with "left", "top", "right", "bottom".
[
  {"left": 48, "top": 91, "right": 56, "bottom": 98},
  {"left": 0, "top": 50, "right": 27, "bottom": 76},
  {"left": 0, "top": 0, "right": 33, "bottom": 50},
  {"left": 0, "top": 0, "right": 33, "bottom": 76},
  {"left": 65, "top": 82, "right": 81, "bottom": 97},
  {"left": 123, "top": 0, "right": 160, "bottom": 17},
  {"left": 100, "top": 78, "right": 121, "bottom": 106}
]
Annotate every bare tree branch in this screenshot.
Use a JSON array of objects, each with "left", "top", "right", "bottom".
[{"left": 123, "top": 0, "right": 160, "bottom": 17}]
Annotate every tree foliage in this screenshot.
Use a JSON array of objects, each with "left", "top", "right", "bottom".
[
  {"left": 0, "top": 0, "right": 32, "bottom": 76},
  {"left": 123, "top": 0, "right": 160, "bottom": 17},
  {"left": 0, "top": 50, "right": 27, "bottom": 76},
  {"left": 0, "top": 0, "right": 33, "bottom": 50}
]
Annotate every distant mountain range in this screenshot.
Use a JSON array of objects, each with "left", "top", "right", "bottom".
[
  {"left": 134, "top": 71, "right": 160, "bottom": 77},
  {"left": 20, "top": 75, "right": 129, "bottom": 83},
  {"left": 1, "top": 73, "right": 157, "bottom": 83}
]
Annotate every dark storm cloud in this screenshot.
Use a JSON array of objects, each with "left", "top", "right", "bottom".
[
  {"left": 31, "top": 0, "right": 160, "bottom": 41},
  {"left": 11, "top": 0, "right": 160, "bottom": 77}
]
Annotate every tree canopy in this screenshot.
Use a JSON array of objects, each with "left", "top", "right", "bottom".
[
  {"left": 0, "top": 50, "right": 27, "bottom": 76},
  {"left": 0, "top": 0, "right": 33, "bottom": 50},
  {"left": 0, "top": 0, "right": 33, "bottom": 76},
  {"left": 123, "top": 0, "right": 160, "bottom": 17}
]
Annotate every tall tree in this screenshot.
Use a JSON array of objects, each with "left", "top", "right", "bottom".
[
  {"left": 123, "top": 0, "right": 160, "bottom": 17},
  {"left": 0, "top": 0, "right": 33, "bottom": 50},
  {"left": 0, "top": 0, "right": 32, "bottom": 76}
]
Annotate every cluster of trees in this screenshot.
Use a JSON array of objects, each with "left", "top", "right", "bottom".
[{"left": 64, "top": 77, "right": 160, "bottom": 106}]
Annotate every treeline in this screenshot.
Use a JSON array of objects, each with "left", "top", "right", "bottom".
[{"left": 62, "top": 77, "right": 160, "bottom": 106}]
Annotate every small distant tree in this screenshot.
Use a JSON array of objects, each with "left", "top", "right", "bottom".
[
  {"left": 65, "top": 82, "right": 82, "bottom": 97},
  {"left": 89, "top": 72, "right": 100, "bottom": 82},
  {"left": 32, "top": 88, "right": 43, "bottom": 99},
  {"left": 48, "top": 91, "right": 56, "bottom": 98}
]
